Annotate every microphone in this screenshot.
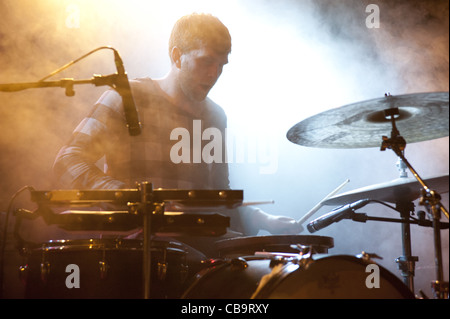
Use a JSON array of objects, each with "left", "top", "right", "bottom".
[
  {"left": 113, "top": 50, "right": 141, "bottom": 136},
  {"left": 307, "top": 199, "right": 371, "bottom": 233}
]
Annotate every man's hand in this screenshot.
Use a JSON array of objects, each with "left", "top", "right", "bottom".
[{"left": 264, "top": 215, "right": 304, "bottom": 234}]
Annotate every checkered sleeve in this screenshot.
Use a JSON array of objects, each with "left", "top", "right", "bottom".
[{"left": 53, "top": 89, "right": 126, "bottom": 189}]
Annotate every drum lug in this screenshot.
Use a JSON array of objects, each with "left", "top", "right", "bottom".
[
  {"left": 290, "top": 244, "right": 320, "bottom": 257},
  {"left": 230, "top": 257, "right": 248, "bottom": 270},
  {"left": 180, "top": 263, "right": 189, "bottom": 283},
  {"left": 99, "top": 260, "right": 109, "bottom": 279},
  {"left": 269, "top": 255, "right": 289, "bottom": 268},
  {"left": 40, "top": 261, "right": 51, "bottom": 283},
  {"left": 157, "top": 261, "right": 168, "bottom": 281},
  {"left": 357, "top": 251, "right": 383, "bottom": 261},
  {"left": 18, "top": 265, "right": 28, "bottom": 284}
]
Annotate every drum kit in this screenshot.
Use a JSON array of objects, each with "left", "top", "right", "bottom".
[{"left": 4, "top": 91, "right": 449, "bottom": 299}]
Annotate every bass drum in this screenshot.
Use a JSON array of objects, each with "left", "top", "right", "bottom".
[
  {"left": 182, "top": 254, "right": 415, "bottom": 299},
  {"left": 22, "top": 238, "right": 202, "bottom": 299}
]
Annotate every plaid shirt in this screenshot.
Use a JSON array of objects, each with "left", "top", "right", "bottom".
[{"left": 53, "top": 77, "right": 230, "bottom": 190}]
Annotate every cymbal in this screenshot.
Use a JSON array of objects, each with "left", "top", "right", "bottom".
[
  {"left": 287, "top": 92, "right": 449, "bottom": 148},
  {"left": 322, "top": 174, "right": 449, "bottom": 205}
]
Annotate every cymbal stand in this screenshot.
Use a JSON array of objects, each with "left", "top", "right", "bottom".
[
  {"left": 139, "top": 182, "right": 166, "bottom": 299},
  {"left": 396, "top": 157, "right": 408, "bottom": 178},
  {"left": 394, "top": 201, "right": 418, "bottom": 293},
  {"left": 140, "top": 182, "right": 152, "bottom": 299},
  {"left": 381, "top": 107, "right": 449, "bottom": 299}
]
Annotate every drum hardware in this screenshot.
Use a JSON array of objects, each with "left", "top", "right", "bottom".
[
  {"left": 230, "top": 257, "right": 250, "bottom": 270},
  {"left": 37, "top": 243, "right": 50, "bottom": 284},
  {"left": 250, "top": 252, "right": 414, "bottom": 299},
  {"left": 156, "top": 261, "right": 167, "bottom": 281},
  {"left": 288, "top": 243, "right": 325, "bottom": 258},
  {"left": 8, "top": 184, "right": 243, "bottom": 299},
  {"left": 396, "top": 201, "right": 418, "bottom": 293},
  {"left": 252, "top": 250, "right": 316, "bottom": 299},
  {"left": 183, "top": 251, "right": 414, "bottom": 299},
  {"left": 141, "top": 182, "right": 155, "bottom": 299},
  {"left": 288, "top": 91, "right": 449, "bottom": 298},
  {"left": 40, "top": 261, "right": 51, "bottom": 284},
  {"left": 18, "top": 265, "right": 28, "bottom": 285},
  {"left": 179, "top": 262, "right": 190, "bottom": 284},
  {"left": 98, "top": 243, "right": 109, "bottom": 280},
  {"left": 396, "top": 157, "right": 408, "bottom": 178},
  {"left": 98, "top": 260, "right": 109, "bottom": 280},
  {"left": 357, "top": 251, "right": 383, "bottom": 261},
  {"left": 129, "top": 182, "right": 245, "bottom": 299},
  {"left": 20, "top": 238, "right": 192, "bottom": 299},
  {"left": 29, "top": 188, "right": 244, "bottom": 209},
  {"left": 311, "top": 197, "right": 448, "bottom": 293},
  {"left": 215, "top": 235, "right": 334, "bottom": 258},
  {"left": 266, "top": 251, "right": 309, "bottom": 270},
  {"left": 379, "top": 104, "right": 448, "bottom": 299}
]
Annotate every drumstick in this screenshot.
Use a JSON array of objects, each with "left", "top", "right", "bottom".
[
  {"left": 241, "top": 200, "right": 275, "bottom": 206},
  {"left": 297, "top": 179, "right": 350, "bottom": 225}
]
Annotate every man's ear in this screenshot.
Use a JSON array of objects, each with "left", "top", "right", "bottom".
[{"left": 171, "top": 46, "right": 182, "bottom": 68}]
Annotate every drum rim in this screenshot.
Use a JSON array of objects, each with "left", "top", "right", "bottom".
[
  {"left": 35, "top": 238, "right": 185, "bottom": 253},
  {"left": 215, "top": 235, "right": 334, "bottom": 256}
]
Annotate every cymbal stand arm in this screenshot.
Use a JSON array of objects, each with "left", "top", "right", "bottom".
[{"left": 381, "top": 108, "right": 448, "bottom": 219}]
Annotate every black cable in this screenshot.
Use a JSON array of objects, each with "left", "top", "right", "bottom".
[
  {"left": 38, "top": 46, "right": 119, "bottom": 82},
  {"left": 369, "top": 199, "right": 400, "bottom": 213},
  {"left": 355, "top": 199, "right": 428, "bottom": 225}
]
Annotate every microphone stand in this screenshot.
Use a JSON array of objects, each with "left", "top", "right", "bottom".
[
  {"left": 0, "top": 74, "right": 120, "bottom": 96},
  {"left": 350, "top": 207, "right": 449, "bottom": 296},
  {"left": 380, "top": 104, "right": 449, "bottom": 299},
  {"left": 0, "top": 46, "right": 141, "bottom": 136},
  {"left": 351, "top": 201, "right": 419, "bottom": 293}
]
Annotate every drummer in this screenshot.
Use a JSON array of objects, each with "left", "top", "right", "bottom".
[{"left": 52, "top": 13, "right": 301, "bottom": 256}]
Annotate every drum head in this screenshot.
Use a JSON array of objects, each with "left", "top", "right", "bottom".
[
  {"left": 255, "top": 255, "right": 415, "bottom": 299},
  {"left": 183, "top": 254, "right": 414, "bottom": 299}
]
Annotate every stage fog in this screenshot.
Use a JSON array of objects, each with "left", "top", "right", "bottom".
[{"left": 1, "top": 0, "right": 448, "bottom": 298}]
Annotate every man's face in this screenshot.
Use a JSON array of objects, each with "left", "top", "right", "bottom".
[{"left": 178, "top": 44, "right": 229, "bottom": 102}]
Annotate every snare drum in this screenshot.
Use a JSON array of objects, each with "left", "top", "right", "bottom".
[
  {"left": 22, "top": 238, "right": 192, "bottom": 299},
  {"left": 182, "top": 254, "right": 414, "bottom": 299},
  {"left": 215, "top": 235, "right": 334, "bottom": 257}
]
